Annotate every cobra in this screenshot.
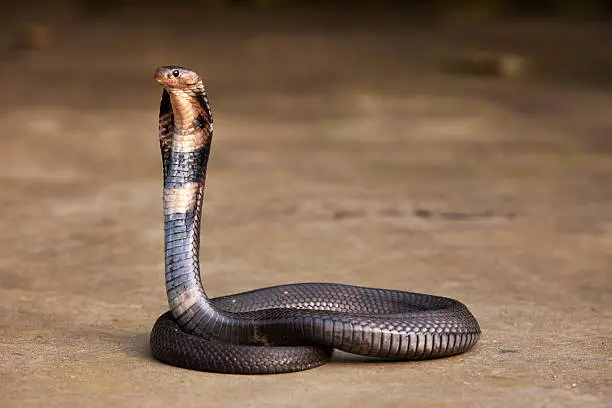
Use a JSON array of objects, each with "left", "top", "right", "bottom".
[{"left": 149, "top": 65, "right": 481, "bottom": 374}]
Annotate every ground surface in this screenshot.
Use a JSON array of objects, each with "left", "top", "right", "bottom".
[{"left": 0, "top": 7, "right": 611, "bottom": 408}]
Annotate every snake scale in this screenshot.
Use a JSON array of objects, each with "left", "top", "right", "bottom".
[{"left": 149, "top": 66, "right": 481, "bottom": 374}]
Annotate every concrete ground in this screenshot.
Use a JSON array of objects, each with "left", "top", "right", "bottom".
[{"left": 0, "top": 6, "right": 611, "bottom": 408}]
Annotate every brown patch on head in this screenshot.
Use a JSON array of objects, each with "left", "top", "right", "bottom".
[{"left": 154, "top": 66, "right": 202, "bottom": 90}]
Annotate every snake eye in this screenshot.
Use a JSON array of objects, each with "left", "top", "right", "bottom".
[{"left": 172, "top": 69, "right": 180, "bottom": 78}]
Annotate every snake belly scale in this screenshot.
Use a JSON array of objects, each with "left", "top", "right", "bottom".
[{"left": 149, "top": 66, "right": 481, "bottom": 374}]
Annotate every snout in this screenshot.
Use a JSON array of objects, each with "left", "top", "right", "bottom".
[{"left": 154, "top": 67, "right": 169, "bottom": 84}]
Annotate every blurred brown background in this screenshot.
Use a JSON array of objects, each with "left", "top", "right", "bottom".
[{"left": 0, "top": 1, "right": 611, "bottom": 407}]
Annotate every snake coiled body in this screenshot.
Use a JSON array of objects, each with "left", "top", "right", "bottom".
[{"left": 149, "top": 66, "right": 481, "bottom": 374}]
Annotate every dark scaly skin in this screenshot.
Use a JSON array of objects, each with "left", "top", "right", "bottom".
[{"left": 149, "top": 66, "right": 481, "bottom": 374}]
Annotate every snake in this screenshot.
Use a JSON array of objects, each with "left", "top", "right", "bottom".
[{"left": 149, "top": 65, "right": 481, "bottom": 374}]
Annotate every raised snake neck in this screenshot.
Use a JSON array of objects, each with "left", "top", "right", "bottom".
[{"left": 149, "top": 65, "right": 481, "bottom": 374}]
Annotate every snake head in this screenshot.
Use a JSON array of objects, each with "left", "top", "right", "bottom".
[{"left": 154, "top": 66, "right": 202, "bottom": 90}]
